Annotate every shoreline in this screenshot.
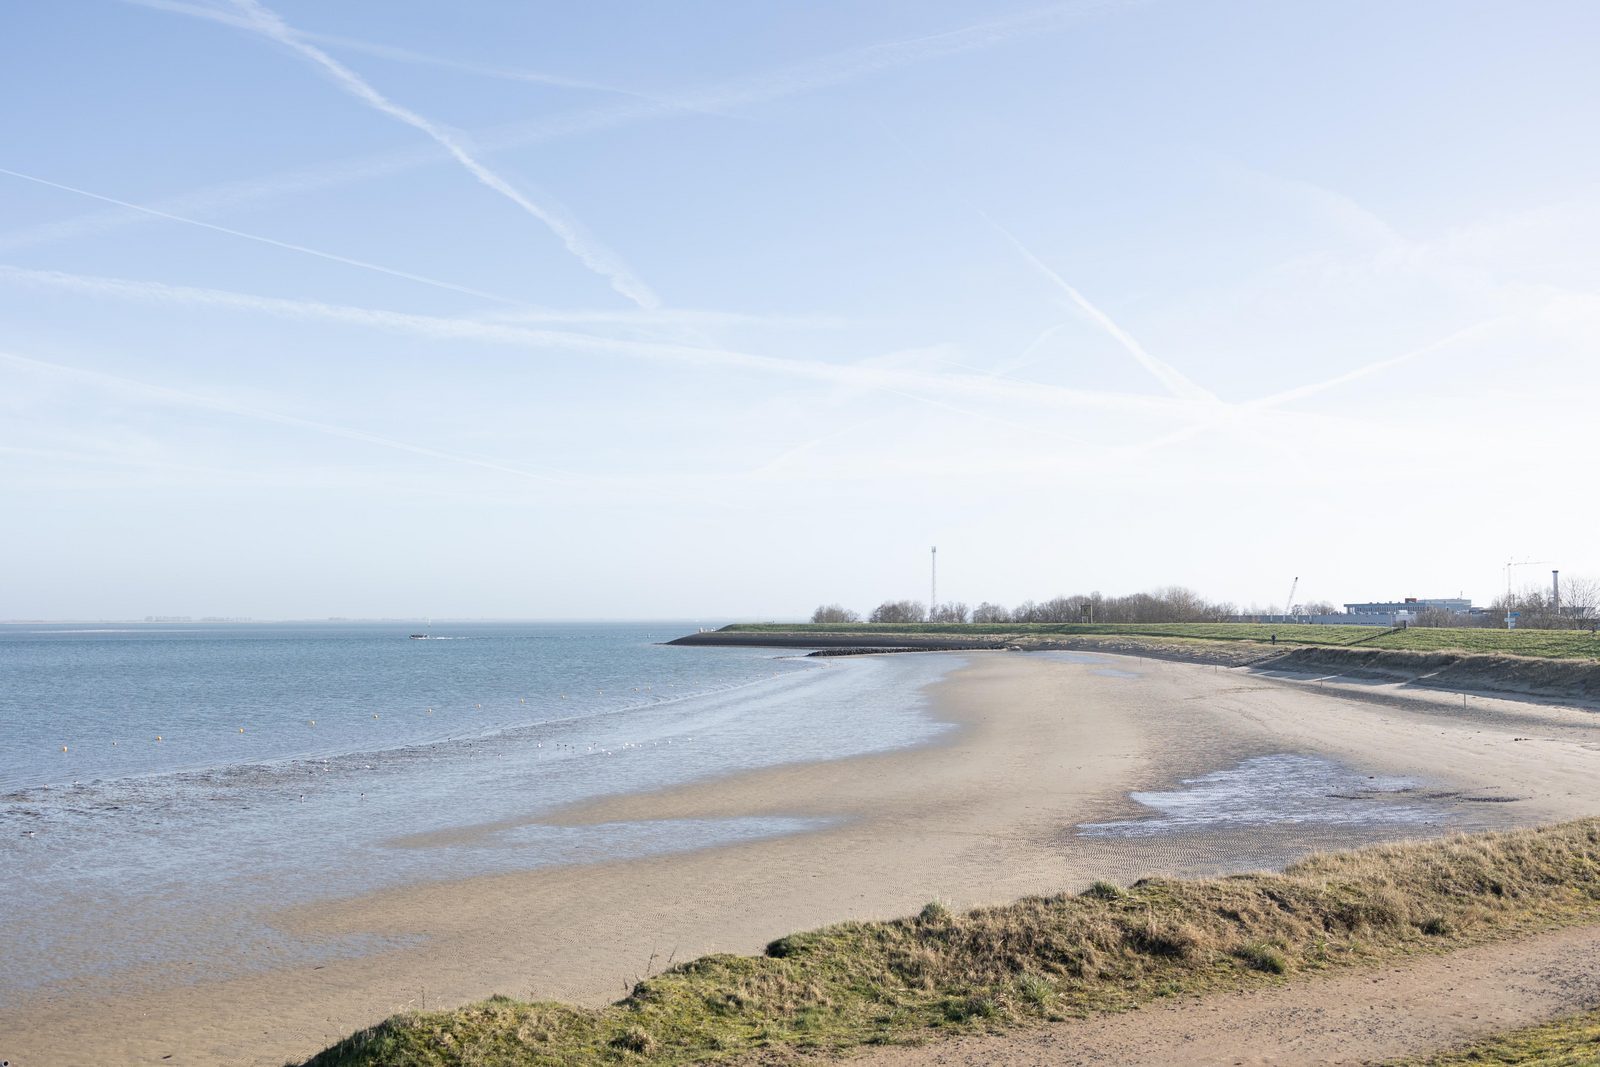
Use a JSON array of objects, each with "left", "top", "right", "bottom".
[
  {"left": 677, "top": 627, "right": 1600, "bottom": 707},
  {"left": 9, "top": 652, "right": 1600, "bottom": 1066}
]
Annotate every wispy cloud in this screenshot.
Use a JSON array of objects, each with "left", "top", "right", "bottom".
[
  {"left": 0, "top": 263, "right": 1203, "bottom": 421},
  {"left": 1, "top": 0, "right": 1124, "bottom": 255},
  {"left": 218, "top": 0, "right": 660, "bottom": 309},
  {"left": 0, "top": 165, "right": 522, "bottom": 306},
  {"left": 0, "top": 348, "right": 582, "bottom": 485}
]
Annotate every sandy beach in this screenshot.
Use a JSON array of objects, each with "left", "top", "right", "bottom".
[{"left": 8, "top": 650, "right": 1600, "bottom": 1066}]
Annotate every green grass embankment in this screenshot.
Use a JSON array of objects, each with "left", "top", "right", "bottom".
[
  {"left": 721, "top": 623, "right": 1600, "bottom": 660},
  {"left": 301, "top": 821, "right": 1600, "bottom": 1067}
]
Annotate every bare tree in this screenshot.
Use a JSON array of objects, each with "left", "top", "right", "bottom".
[
  {"left": 1490, "top": 588, "right": 1571, "bottom": 629},
  {"left": 851, "top": 586, "right": 1241, "bottom": 626},
  {"left": 971, "top": 601, "right": 1011, "bottom": 624},
  {"left": 810, "top": 604, "right": 860, "bottom": 624},
  {"left": 1561, "top": 576, "right": 1600, "bottom": 619},
  {"left": 1036, "top": 596, "right": 1078, "bottom": 622},
  {"left": 1413, "top": 606, "right": 1458, "bottom": 628},
  {"left": 869, "top": 600, "right": 926, "bottom": 623}
]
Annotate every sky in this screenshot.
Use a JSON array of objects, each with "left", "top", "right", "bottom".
[{"left": 2, "top": 0, "right": 1598, "bottom": 620}]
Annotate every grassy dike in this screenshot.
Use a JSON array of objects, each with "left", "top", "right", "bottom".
[
  {"left": 301, "top": 821, "right": 1600, "bottom": 1066},
  {"left": 718, "top": 622, "right": 1600, "bottom": 660}
]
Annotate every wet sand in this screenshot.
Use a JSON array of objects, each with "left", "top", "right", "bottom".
[{"left": 7, "top": 653, "right": 1600, "bottom": 1066}]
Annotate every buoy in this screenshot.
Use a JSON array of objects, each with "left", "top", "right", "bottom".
[
  {"left": 309, "top": 720, "right": 315, "bottom": 726},
  {"left": 475, "top": 703, "right": 482, "bottom": 709},
  {"left": 373, "top": 713, "right": 379, "bottom": 719},
  {"left": 239, "top": 727, "right": 245, "bottom": 733},
  {"left": 156, "top": 735, "right": 163, "bottom": 741},
  {"left": 520, "top": 698, "right": 526, "bottom": 704},
  {"left": 62, "top": 745, "right": 68, "bottom": 752}
]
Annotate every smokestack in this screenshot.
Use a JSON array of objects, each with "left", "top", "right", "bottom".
[{"left": 1553, "top": 570, "right": 1561, "bottom": 616}]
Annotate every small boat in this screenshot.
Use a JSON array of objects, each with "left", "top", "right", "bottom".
[{"left": 409, "top": 633, "right": 429, "bottom": 640}]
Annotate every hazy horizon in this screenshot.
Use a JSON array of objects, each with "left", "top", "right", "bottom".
[{"left": 5, "top": 1, "right": 1597, "bottom": 619}]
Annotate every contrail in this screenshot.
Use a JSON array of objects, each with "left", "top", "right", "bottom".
[
  {"left": 474, "top": 308, "right": 852, "bottom": 330},
  {"left": 1251, "top": 320, "right": 1503, "bottom": 409},
  {"left": 222, "top": 0, "right": 661, "bottom": 309},
  {"left": 1, "top": 166, "right": 832, "bottom": 334},
  {"left": 0, "top": 349, "right": 583, "bottom": 485},
  {"left": 0, "top": 263, "right": 1205, "bottom": 421},
  {"left": 0, "top": 166, "right": 522, "bottom": 306},
  {"left": 986, "top": 216, "right": 1218, "bottom": 405},
  {"left": 116, "top": 0, "right": 716, "bottom": 111},
  {"left": 1123, "top": 319, "right": 1505, "bottom": 456},
  {"left": 1, "top": 0, "right": 1127, "bottom": 254}
]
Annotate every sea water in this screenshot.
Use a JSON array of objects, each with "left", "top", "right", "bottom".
[
  {"left": 1077, "top": 754, "right": 1434, "bottom": 837},
  {"left": 1, "top": 622, "right": 958, "bottom": 996}
]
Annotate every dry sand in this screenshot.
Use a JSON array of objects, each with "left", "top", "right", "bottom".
[{"left": 7, "top": 652, "right": 1600, "bottom": 1066}]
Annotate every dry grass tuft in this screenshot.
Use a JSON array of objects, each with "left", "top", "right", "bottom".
[{"left": 1392, "top": 1006, "right": 1600, "bottom": 1065}]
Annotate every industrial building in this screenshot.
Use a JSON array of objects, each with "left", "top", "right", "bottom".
[
  {"left": 1343, "top": 598, "right": 1473, "bottom": 616},
  {"left": 1314, "top": 596, "right": 1479, "bottom": 627}
]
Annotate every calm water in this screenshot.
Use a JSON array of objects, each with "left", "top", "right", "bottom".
[
  {"left": 1, "top": 622, "right": 959, "bottom": 996},
  {"left": 1077, "top": 754, "right": 1433, "bottom": 837}
]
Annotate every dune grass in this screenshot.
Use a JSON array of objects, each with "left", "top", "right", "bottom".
[
  {"left": 721, "top": 622, "right": 1600, "bottom": 660},
  {"left": 1394, "top": 1008, "right": 1600, "bottom": 1065},
  {"left": 299, "top": 820, "right": 1600, "bottom": 1066}
]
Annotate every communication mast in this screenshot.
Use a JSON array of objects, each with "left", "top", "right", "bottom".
[{"left": 930, "top": 546, "right": 937, "bottom": 619}]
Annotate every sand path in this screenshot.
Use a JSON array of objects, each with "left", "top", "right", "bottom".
[
  {"left": 853, "top": 924, "right": 1600, "bottom": 1066},
  {"left": 6, "top": 653, "right": 1600, "bottom": 1066}
]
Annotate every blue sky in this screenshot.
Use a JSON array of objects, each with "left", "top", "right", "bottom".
[{"left": 2, "top": 0, "right": 1597, "bottom": 619}]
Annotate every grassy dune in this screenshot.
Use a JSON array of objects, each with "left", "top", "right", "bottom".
[
  {"left": 300, "top": 821, "right": 1600, "bottom": 1066},
  {"left": 723, "top": 622, "right": 1600, "bottom": 660}
]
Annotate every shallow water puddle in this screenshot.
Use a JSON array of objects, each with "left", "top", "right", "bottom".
[
  {"left": 1078, "top": 753, "right": 1443, "bottom": 838},
  {"left": 1038, "top": 650, "right": 1143, "bottom": 679}
]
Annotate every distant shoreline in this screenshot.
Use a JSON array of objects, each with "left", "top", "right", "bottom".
[{"left": 673, "top": 624, "right": 1600, "bottom": 705}]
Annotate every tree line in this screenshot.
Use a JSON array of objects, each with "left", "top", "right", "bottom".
[
  {"left": 812, "top": 578, "right": 1600, "bottom": 629},
  {"left": 812, "top": 586, "right": 1239, "bottom": 625}
]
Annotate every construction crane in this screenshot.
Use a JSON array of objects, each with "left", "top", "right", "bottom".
[
  {"left": 1503, "top": 558, "right": 1554, "bottom": 629},
  {"left": 1505, "top": 558, "right": 1553, "bottom": 601},
  {"left": 1283, "top": 576, "right": 1299, "bottom": 618}
]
